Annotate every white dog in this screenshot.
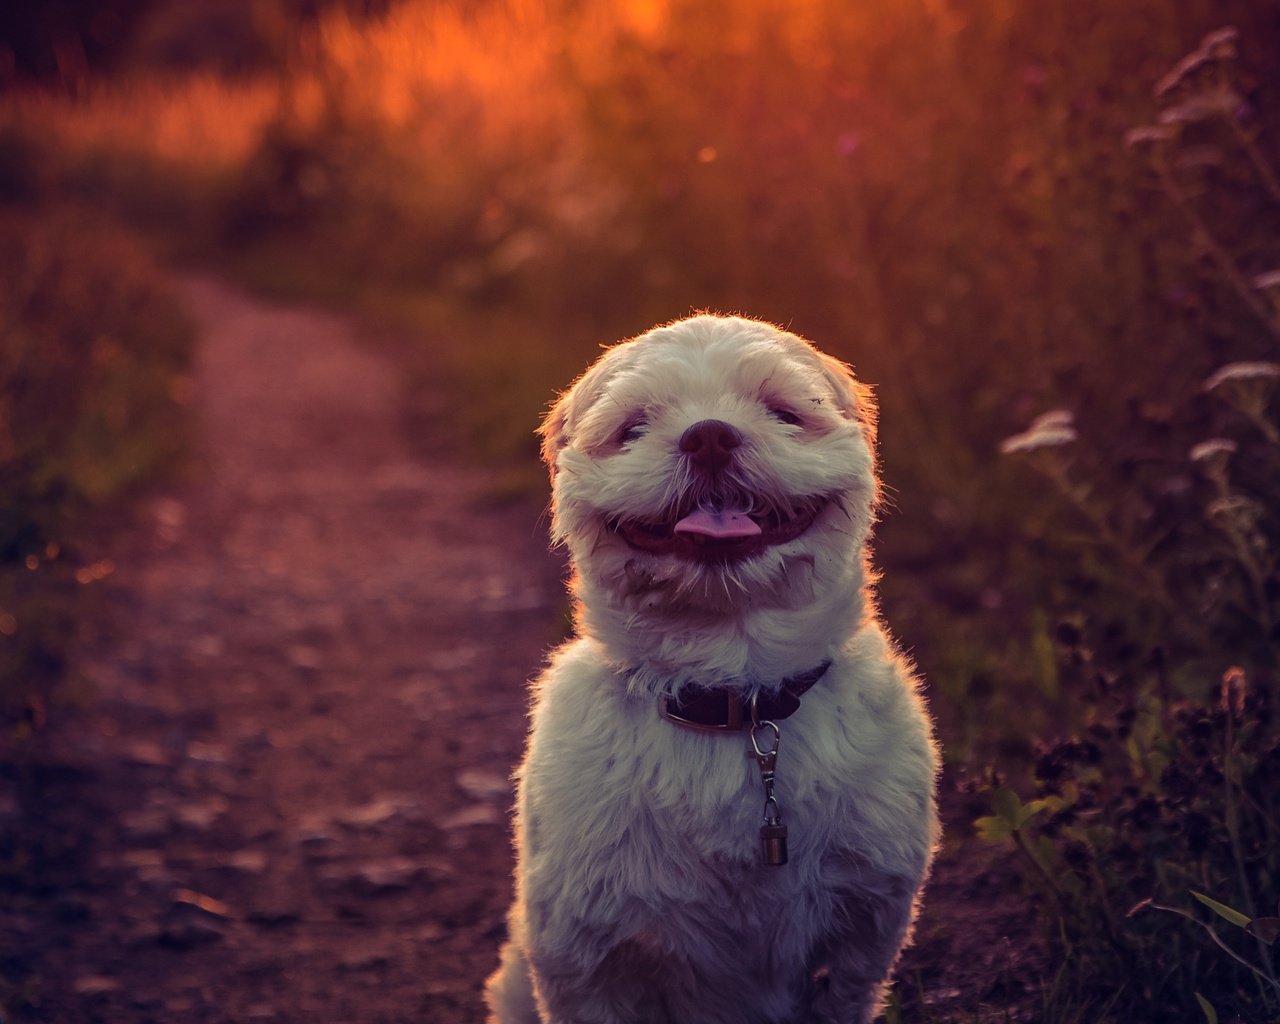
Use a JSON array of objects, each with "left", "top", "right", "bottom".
[{"left": 486, "top": 315, "right": 938, "bottom": 1024}]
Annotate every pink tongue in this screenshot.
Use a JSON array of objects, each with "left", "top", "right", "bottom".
[{"left": 673, "top": 509, "right": 762, "bottom": 539}]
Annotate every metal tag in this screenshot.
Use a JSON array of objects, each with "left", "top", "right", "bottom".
[{"left": 760, "top": 822, "right": 789, "bottom": 866}]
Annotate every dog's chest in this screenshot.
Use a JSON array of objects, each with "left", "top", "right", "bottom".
[
  {"left": 529, "top": 686, "right": 868, "bottom": 876},
  {"left": 523, "top": 643, "right": 933, "bottom": 903},
  {"left": 522, "top": 699, "right": 864, "bottom": 995}
]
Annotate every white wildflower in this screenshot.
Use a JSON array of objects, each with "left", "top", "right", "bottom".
[
  {"left": 1189, "top": 438, "right": 1237, "bottom": 462},
  {"left": 1203, "top": 361, "right": 1280, "bottom": 391},
  {"left": 1201, "top": 27, "right": 1240, "bottom": 59},
  {"left": 1207, "top": 494, "right": 1262, "bottom": 524},
  {"left": 1157, "top": 87, "right": 1242, "bottom": 125},
  {"left": 1000, "top": 410, "right": 1077, "bottom": 454},
  {"left": 1155, "top": 51, "right": 1215, "bottom": 98},
  {"left": 1124, "top": 125, "right": 1176, "bottom": 149},
  {"left": 1154, "top": 27, "right": 1239, "bottom": 98},
  {"left": 1029, "top": 409, "right": 1074, "bottom": 432}
]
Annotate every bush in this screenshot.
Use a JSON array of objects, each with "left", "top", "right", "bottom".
[
  {"left": 978, "top": 667, "right": 1279, "bottom": 1020},
  {"left": 0, "top": 202, "right": 194, "bottom": 727}
]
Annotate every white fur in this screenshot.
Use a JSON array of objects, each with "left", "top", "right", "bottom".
[{"left": 487, "top": 315, "right": 939, "bottom": 1024}]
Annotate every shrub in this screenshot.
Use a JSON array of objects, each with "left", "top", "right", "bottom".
[{"left": 0, "top": 201, "right": 194, "bottom": 727}]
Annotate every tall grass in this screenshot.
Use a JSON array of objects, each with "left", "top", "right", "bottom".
[
  {"left": 971, "top": 29, "right": 1280, "bottom": 1020},
  {"left": 0, "top": 195, "right": 194, "bottom": 728}
]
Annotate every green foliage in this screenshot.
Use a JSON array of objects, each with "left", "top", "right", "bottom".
[
  {"left": 0, "top": 203, "right": 194, "bottom": 723},
  {"left": 978, "top": 670, "right": 1280, "bottom": 1018}
]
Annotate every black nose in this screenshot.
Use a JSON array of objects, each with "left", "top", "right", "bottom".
[{"left": 678, "top": 419, "right": 743, "bottom": 473}]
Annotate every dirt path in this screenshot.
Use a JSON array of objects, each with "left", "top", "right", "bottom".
[
  {"left": 9, "top": 278, "right": 563, "bottom": 1023},
  {"left": 6, "top": 279, "right": 1039, "bottom": 1023}
]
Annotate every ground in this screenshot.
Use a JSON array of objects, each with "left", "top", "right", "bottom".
[{"left": 2, "top": 279, "right": 1040, "bottom": 1022}]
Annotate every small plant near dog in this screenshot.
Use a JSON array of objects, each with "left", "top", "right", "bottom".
[
  {"left": 975, "top": 666, "right": 1279, "bottom": 1018},
  {"left": 1133, "top": 891, "right": 1280, "bottom": 1018}
]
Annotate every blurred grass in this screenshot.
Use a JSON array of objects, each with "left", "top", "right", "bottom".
[
  {"left": 2, "top": 0, "right": 1276, "bottom": 749},
  {"left": 0, "top": 178, "right": 195, "bottom": 729}
]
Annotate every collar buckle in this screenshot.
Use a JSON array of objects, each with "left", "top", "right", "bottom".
[{"left": 658, "top": 691, "right": 744, "bottom": 731}]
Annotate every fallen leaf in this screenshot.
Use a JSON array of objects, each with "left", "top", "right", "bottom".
[
  {"left": 441, "top": 803, "right": 503, "bottom": 829},
  {"left": 335, "top": 795, "right": 419, "bottom": 827},
  {"left": 175, "top": 797, "right": 230, "bottom": 829},
  {"left": 173, "top": 888, "right": 233, "bottom": 919},
  {"left": 124, "top": 741, "right": 172, "bottom": 767},
  {"left": 73, "top": 976, "right": 121, "bottom": 995},
  {"left": 226, "top": 849, "right": 269, "bottom": 874},
  {"left": 457, "top": 768, "right": 512, "bottom": 801}
]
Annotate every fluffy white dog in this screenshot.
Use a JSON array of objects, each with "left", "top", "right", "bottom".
[{"left": 486, "top": 315, "right": 938, "bottom": 1024}]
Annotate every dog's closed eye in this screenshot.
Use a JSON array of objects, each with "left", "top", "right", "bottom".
[{"left": 617, "top": 417, "right": 648, "bottom": 445}]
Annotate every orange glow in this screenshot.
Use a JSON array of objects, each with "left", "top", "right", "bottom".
[
  {"left": 1, "top": 0, "right": 954, "bottom": 177},
  {"left": 74, "top": 559, "right": 115, "bottom": 585}
]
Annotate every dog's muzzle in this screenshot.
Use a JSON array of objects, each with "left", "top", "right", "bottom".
[{"left": 678, "top": 419, "right": 743, "bottom": 475}]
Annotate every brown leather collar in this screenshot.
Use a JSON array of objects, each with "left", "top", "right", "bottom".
[{"left": 656, "top": 661, "right": 832, "bottom": 732}]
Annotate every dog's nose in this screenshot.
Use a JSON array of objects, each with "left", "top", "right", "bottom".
[{"left": 678, "top": 419, "right": 743, "bottom": 473}]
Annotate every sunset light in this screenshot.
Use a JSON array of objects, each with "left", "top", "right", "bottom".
[{"left": 2, "top": 0, "right": 1278, "bottom": 1020}]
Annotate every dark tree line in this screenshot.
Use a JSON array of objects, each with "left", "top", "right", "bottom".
[{"left": 0, "top": 0, "right": 397, "bottom": 86}]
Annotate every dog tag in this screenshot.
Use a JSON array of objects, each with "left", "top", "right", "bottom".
[{"left": 761, "top": 822, "right": 789, "bottom": 866}]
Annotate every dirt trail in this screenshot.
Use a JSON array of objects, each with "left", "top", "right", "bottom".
[{"left": 10, "top": 278, "right": 563, "bottom": 1023}]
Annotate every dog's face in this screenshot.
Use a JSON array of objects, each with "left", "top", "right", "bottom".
[{"left": 541, "top": 315, "right": 879, "bottom": 618}]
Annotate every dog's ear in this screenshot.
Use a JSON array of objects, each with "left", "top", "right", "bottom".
[
  {"left": 538, "top": 399, "right": 569, "bottom": 480},
  {"left": 815, "top": 351, "right": 878, "bottom": 447},
  {"left": 538, "top": 342, "right": 633, "bottom": 481}
]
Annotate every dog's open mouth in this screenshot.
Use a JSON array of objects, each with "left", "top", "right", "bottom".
[{"left": 608, "top": 500, "right": 826, "bottom": 562}]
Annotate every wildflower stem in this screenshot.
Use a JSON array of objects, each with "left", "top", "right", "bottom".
[
  {"left": 1206, "top": 474, "right": 1277, "bottom": 632},
  {"left": 1223, "top": 718, "right": 1280, "bottom": 987},
  {"left": 1217, "top": 66, "right": 1280, "bottom": 206},
  {"left": 1037, "top": 460, "right": 1204, "bottom": 645},
  {"left": 1153, "top": 156, "right": 1280, "bottom": 346},
  {"left": 1231, "top": 120, "right": 1280, "bottom": 206},
  {"left": 1010, "top": 826, "right": 1070, "bottom": 912},
  {"left": 1010, "top": 826, "right": 1128, "bottom": 960},
  {"left": 1237, "top": 405, "right": 1280, "bottom": 446},
  {"left": 1145, "top": 902, "right": 1280, "bottom": 1001}
]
